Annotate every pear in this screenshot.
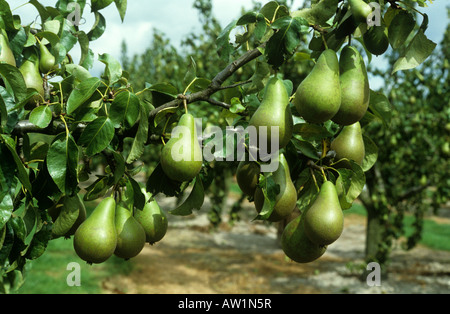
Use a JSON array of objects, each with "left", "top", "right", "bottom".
[
  {"left": 363, "top": 25, "right": 389, "bottom": 56},
  {"left": 249, "top": 76, "right": 293, "bottom": 150},
  {"left": 332, "top": 45, "right": 370, "bottom": 126},
  {"left": 48, "top": 194, "right": 87, "bottom": 239},
  {"left": 236, "top": 160, "right": 260, "bottom": 197},
  {"left": 331, "top": 122, "right": 365, "bottom": 167},
  {"left": 134, "top": 195, "right": 168, "bottom": 245},
  {"left": 160, "top": 113, "right": 203, "bottom": 182},
  {"left": 303, "top": 181, "right": 344, "bottom": 246},
  {"left": 0, "top": 33, "right": 16, "bottom": 66},
  {"left": 348, "top": 0, "right": 373, "bottom": 24},
  {"left": 73, "top": 197, "right": 117, "bottom": 264},
  {"left": 19, "top": 55, "right": 44, "bottom": 108},
  {"left": 114, "top": 203, "right": 146, "bottom": 260},
  {"left": 254, "top": 154, "right": 297, "bottom": 222},
  {"left": 281, "top": 215, "right": 327, "bottom": 264},
  {"left": 294, "top": 49, "right": 341, "bottom": 124},
  {"left": 39, "top": 42, "right": 57, "bottom": 74}
]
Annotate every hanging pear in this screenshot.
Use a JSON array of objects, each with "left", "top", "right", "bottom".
[
  {"left": 160, "top": 113, "right": 203, "bottom": 182},
  {"left": 294, "top": 49, "right": 341, "bottom": 124},
  {"left": 249, "top": 76, "right": 293, "bottom": 150},
  {"left": 332, "top": 45, "right": 370, "bottom": 126},
  {"left": 303, "top": 181, "right": 344, "bottom": 246},
  {"left": 114, "top": 203, "right": 146, "bottom": 260},
  {"left": 281, "top": 215, "right": 327, "bottom": 264},
  {"left": 73, "top": 197, "right": 117, "bottom": 264},
  {"left": 254, "top": 153, "right": 297, "bottom": 222},
  {"left": 0, "top": 33, "right": 16, "bottom": 66},
  {"left": 236, "top": 159, "right": 260, "bottom": 198},
  {"left": 39, "top": 42, "right": 57, "bottom": 74},
  {"left": 348, "top": 0, "right": 373, "bottom": 24},
  {"left": 331, "top": 122, "right": 365, "bottom": 167},
  {"left": 134, "top": 193, "right": 168, "bottom": 245},
  {"left": 19, "top": 53, "right": 44, "bottom": 108}
]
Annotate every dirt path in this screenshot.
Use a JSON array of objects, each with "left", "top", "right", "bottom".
[{"left": 102, "top": 196, "right": 450, "bottom": 294}]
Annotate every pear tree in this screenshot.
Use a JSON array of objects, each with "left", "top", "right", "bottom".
[{"left": 0, "top": 0, "right": 440, "bottom": 292}]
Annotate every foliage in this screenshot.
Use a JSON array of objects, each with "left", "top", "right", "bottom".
[{"left": 0, "top": 0, "right": 439, "bottom": 292}]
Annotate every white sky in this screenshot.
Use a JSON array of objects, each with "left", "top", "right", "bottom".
[{"left": 12, "top": 0, "right": 449, "bottom": 83}]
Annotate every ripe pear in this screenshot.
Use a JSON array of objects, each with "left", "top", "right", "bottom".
[
  {"left": 303, "top": 181, "right": 344, "bottom": 246},
  {"left": 0, "top": 33, "right": 16, "bottom": 66},
  {"left": 331, "top": 122, "right": 365, "bottom": 167},
  {"left": 363, "top": 25, "right": 389, "bottom": 56},
  {"left": 39, "top": 42, "right": 57, "bottom": 74},
  {"left": 114, "top": 203, "right": 146, "bottom": 260},
  {"left": 294, "top": 49, "right": 341, "bottom": 124},
  {"left": 236, "top": 160, "right": 260, "bottom": 197},
  {"left": 134, "top": 195, "right": 168, "bottom": 245},
  {"left": 348, "top": 0, "right": 373, "bottom": 24},
  {"left": 254, "top": 154, "right": 297, "bottom": 222},
  {"left": 73, "top": 197, "right": 117, "bottom": 264},
  {"left": 48, "top": 194, "right": 87, "bottom": 239},
  {"left": 19, "top": 55, "right": 44, "bottom": 108},
  {"left": 160, "top": 113, "right": 203, "bottom": 182},
  {"left": 332, "top": 45, "right": 370, "bottom": 126},
  {"left": 281, "top": 215, "right": 327, "bottom": 264},
  {"left": 249, "top": 76, "right": 293, "bottom": 150}
]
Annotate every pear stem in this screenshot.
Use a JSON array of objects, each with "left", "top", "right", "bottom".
[
  {"left": 310, "top": 169, "right": 320, "bottom": 192},
  {"left": 183, "top": 99, "right": 188, "bottom": 114}
]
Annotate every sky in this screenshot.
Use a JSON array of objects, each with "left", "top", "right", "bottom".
[{"left": 12, "top": 0, "right": 449, "bottom": 80}]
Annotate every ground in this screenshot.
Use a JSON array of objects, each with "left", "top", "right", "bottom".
[{"left": 101, "top": 194, "right": 450, "bottom": 294}]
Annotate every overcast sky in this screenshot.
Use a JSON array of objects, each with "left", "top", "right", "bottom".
[{"left": 13, "top": 0, "right": 448, "bottom": 80}]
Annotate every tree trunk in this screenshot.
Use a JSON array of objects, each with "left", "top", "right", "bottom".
[{"left": 365, "top": 203, "right": 384, "bottom": 261}]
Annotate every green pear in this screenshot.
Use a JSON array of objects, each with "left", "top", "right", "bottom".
[
  {"left": 332, "top": 45, "right": 370, "bottom": 126},
  {"left": 48, "top": 194, "right": 87, "bottom": 239},
  {"left": 303, "top": 181, "right": 344, "bottom": 246},
  {"left": 348, "top": 0, "right": 373, "bottom": 24},
  {"left": 249, "top": 76, "right": 293, "bottom": 150},
  {"left": 0, "top": 33, "right": 16, "bottom": 66},
  {"left": 363, "top": 25, "right": 389, "bottom": 56},
  {"left": 114, "top": 203, "right": 146, "bottom": 260},
  {"left": 254, "top": 154, "right": 297, "bottom": 222},
  {"left": 73, "top": 197, "right": 117, "bottom": 264},
  {"left": 331, "top": 122, "right": 365, "bottom": 167},
  {"left": 281, "top": 215, "right": 327, "bottom": 264},
  {"left": 134, "top": 195, "right": 168, "bottom": 245},
  {"left": 160, "top": 113, "right": 203, "bottom": 182},
  {"left": 39, "top": 42, "right": 57, "bottom": 74},
  {"left": 19, "top": 54, "right": 44, "bottom": 108},
  {"left": 294, "top": 49, "right": 341, "bottom": 124},
  {"left": 236, "top": 160, "right": 260, "bottom": 197}
]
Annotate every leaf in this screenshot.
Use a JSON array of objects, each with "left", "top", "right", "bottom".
[
  {"left": 146, "top": 163, "right": 185, "bottom": 198},
  {"left": 99, "top": 53, "right": 122, "bottom": 84},
  {"left": 369, "top": 90, "right": 394, "bottom": 127},
  {"left": 46, "top": 134, "right": 79, "bottom": 195},
  {"left": 362, "top": 135, "right": 378, "bottom": 172},
  {"left": 0, "top": 194, "right": 13, "bottom": 231},
  {"left": 216, "top": 19, "right": 238, "bottom": 62},
  {"left": 114, "top": 0, "right": 127, "bottom": 22},
  {"left": 83, "top": 176, "right": 109, "bottom": 201},
  {"left": 78, "top": 117, "right": 115, "bottom": 156},
  {"left": 127, "top": 101, "right": 150, "bottom": 164},
  {"left": 292, "top": 136, "right": 320, "bottom": 160},
  {"left": 1, "top": 135, "right": 32, "bottom": 192},
  {"left": 91, "top": 0, "right": 114, "bottom": 11},
  {"left": 0, "top": 0, "right": 18, "bottom": 31},
  {"left": 169, "top": 177, "right": 205, "bottom": 216},
  {"left": 388, "top": 11, "right": 415, "bottom": 50},
  {"left": 336, "top": 162, "right": 366, "bottom": 210},
  {"left": 66, "top": 77, "right": 102, "bottom": 114},
  {"left": 392, "top": 29, "right": 437, "bottom": 74},
  {"left": 51, "top": 197, "right": 81, "bottom": 238},
  {"left": 110, "top": 90, "right": 140, "bottom": 128},
  {"left": 260, "top": 1, "right": 289, "bottom": 21},
  {"left": 294, "top": 123, "right": 333, "bottom": 142},
  {"left": 292, "top": 0, "right": 340, "bottom": 26},
  {"left": 29, "top": 106, "right": 52, "bottom": 129},
  {"left": 0, "top": 64, "right": 28, "bottom": 103},
  {"left": 254, "top": 173, "right": 279, "bottom": 221},
  {"left": 87, "top": 11, "right": 106, "bottom": 41}
]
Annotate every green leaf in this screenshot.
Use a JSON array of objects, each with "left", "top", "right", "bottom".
[
  {"left": 66, "top": 77, "right": 101, "bottom": 114},
  {"left": 78, "top": 117, "right": 115, "bottom": 156},
  {"left": 260, "top": 1, "right": 289, "bottom": 21},
  {"left": 29, "top": 106, "right": 52, "bottom": 129},
  {"left": 361, "top": 135, "right": 378, "bottom": 172},
  {"left": 46, "top": 134, "right": 79, "bottom": 195},
  {"left": 369, "top": 90, "right": 394, "bottom": 127},
  {"left": 392, "top": 29, "right": 437, "bottom": 74},
  {"left": 127, "top": 101, "right": 150, "bottom": 164},
  {"left": 111, "top": 151, "right": 125, "bottom": 185},
  {"left": 388, "top": 11, "right": 415, "bottom": 50},
  {"left": 110, "top": 90, "right": 140, "bottom": 128},
  {"left": 146, "top": 163, "right": 186, "bottom": 198},
  {"left": 0, "top": 64, "right": 28, "bottom": 103},
  {"left": 0, "top": 0, "right": 18, "bottom": 31},
  {"left": 216, "top": 19, "right": 238, "bottom": 62},
  {"left": 294, "top": 123, "right": 333, "bottom": 142},
  {"left": 51, "top": 197, "right": 80, "bottom": 238},
  {"left": 292, "top": 0, "right": 340, "bottom": 26},
  {"left": 0, "top": 194, "right": 13, "bottom": 231},
  {"left": 91, "top": 0, "right": 114, "bottom": 11},
  {"left": 1, "top": 135, "right": 32, "bottom": 192},
  {"left": 114, "top": 0, "right": 127, "bottom": 22},
  {"left": 99, "top": 53, "right": 122, "bottom": 84},
  {"left": 83, "top": 176, "right": 109, "bottom": 201},
  {"left": 254, "top": 173, "right": 279, "bottom": 221},
  {"left": 169, "top": 177, "right": 205, "bottom": 216},
  {"left": 292, "top": 136, "right": 320, "bottom": 160},
  {"left": 87, "top": 11, "right": 106, "bottom": 41},
  {"left": 336, "top": 163, "right": 366, "bottom": 210},
  {"left": 29, "top": 0, "right": 51, "bottom": 23}
]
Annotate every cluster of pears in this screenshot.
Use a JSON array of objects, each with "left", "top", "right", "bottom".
[
  {"left": 50, "top": 191, "right": 168, "bottom": 264},
  {"left": 0, "top": 32, "right": 58, "bottom": 109}
]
